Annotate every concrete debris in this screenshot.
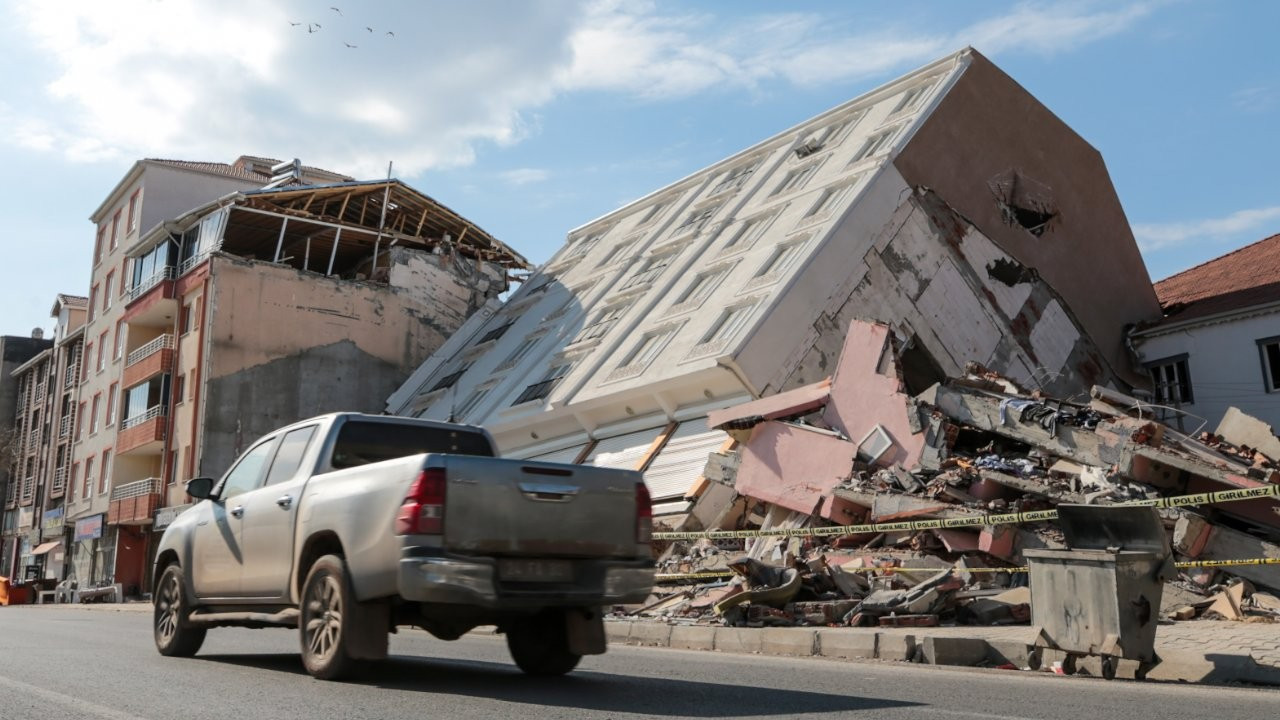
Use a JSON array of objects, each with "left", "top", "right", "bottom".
[{"left": 624, "top": 320, "right": 1280, "bottom": 630}]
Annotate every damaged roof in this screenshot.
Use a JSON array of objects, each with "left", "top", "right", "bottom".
[
  {"left": 147, "top": 157, "right": 353, "bottom": 184},
  {"left": 1153, "top": 232, "right": 1280, "bottom": 324}
]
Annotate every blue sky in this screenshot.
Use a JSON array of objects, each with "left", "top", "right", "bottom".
[{"left": 2, "top": 0, "right": 1277, "bottom": 337}]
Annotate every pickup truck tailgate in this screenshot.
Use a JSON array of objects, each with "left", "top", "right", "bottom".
[{"left": 437, "top": 455, "right": 641, "bottom": 558}]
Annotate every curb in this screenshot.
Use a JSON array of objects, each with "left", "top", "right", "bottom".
[{"left": 606, "top": 620, "right": 1280, "bottom": 687}]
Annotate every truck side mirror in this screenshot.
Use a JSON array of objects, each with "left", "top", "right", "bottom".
[{"left": 186, "top": 477, "right": 217, "bottom": 500}]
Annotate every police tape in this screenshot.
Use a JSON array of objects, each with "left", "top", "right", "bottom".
[
  {"left": 652, "top": 557, "right": 1280, "bottom": 582},
  {"left": 651, "top": 483, "right": 1280, "bottom": 541}
]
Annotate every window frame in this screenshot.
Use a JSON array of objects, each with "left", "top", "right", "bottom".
[
  {"left": 512, "top": 363, "right": 572, "bottom": 406},
  {"left": 1258, "top": 336, "right": 1280, "bottom": 392},
  {"left": 1145, "top": 354, "right": 1194, "bottom": 406}
]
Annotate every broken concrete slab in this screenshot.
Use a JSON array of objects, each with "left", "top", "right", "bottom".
[
  {"left": 1174, "top": 515, "right": 1280, "bottom": 591},
  {"left": 1216, "top": 407, "right": 1280, "bottom": 464}
]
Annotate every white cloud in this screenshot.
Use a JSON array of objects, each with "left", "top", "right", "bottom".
[
  {"left": 4, "top": 0, "right": 1156, "bottom": 176},
  {"left": 1133, "top": 206, "right": 1280, "bottom": 251},
  {"left": 500, "top": 168, "right": 551, "bottom": 186}
]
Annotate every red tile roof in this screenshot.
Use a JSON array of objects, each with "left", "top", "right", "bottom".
[{"left": 1153, "top": 232, "right": 1280, "bottom": 324}]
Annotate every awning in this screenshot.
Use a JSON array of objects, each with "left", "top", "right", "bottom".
[{"left": 31, "top": 541, "right": 62, "bottom": 556}]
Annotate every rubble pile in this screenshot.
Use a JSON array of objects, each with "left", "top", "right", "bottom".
[{"left": 624, "top": 322, "right": 1280, "bottom": 630}]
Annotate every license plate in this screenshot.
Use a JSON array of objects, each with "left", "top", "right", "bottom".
[{"left": 498, "top": 559, "right": 573, "bottom": 582}]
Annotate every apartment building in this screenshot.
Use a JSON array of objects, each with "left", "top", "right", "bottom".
[
  {"left": 63, "top": 157, "right": 352, "bottom": 590},
  {"left": 74, "top": 166, "right": 525, "bottom": 595},
  {"left": 0, "top": 298, "right": 87, "bottom": 583},
  {"left": 1, "top": 332, "right": 54, "bottom": 579},
  {"left": 388, "top": 48, "right": 1162, "bottom": 520}
]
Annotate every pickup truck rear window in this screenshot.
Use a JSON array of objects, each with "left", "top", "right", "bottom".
[{"left": 330, "top": 421, "right": 494, "bottom": 469}]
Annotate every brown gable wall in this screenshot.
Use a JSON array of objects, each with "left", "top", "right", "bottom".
[{"left": 893, "top": 51, "right": 1161, "bottom": 388}]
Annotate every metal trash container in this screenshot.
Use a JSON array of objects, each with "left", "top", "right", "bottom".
[{"left": 1024, "top": 504, "right": 1175, "bottom": 680}]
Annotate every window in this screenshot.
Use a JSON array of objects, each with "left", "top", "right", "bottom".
[
  {"left": 168, "top": 449, "right": 179, "bottom": 485},
  {"left": 264, "top": 426, "right": 318, "bottom": 486},
  {"left": 773, "top": 163, "right": 820, "bottom": 195},
  {"left": 453, "top": 387, "right": 492, "bottom": 420},
  {"left": 576, "top": 304, "right": 630, "bottom": 342},
  {"left": 99, "top": 449, "right": 112, "bottom": 495},
  {"left": 94, "top": 225, "right": 106, "bottom": 265},
  {"left": 513, "top": 364, "right": 572, "bottom": 405},
  {"left": 69, "top": 463, "right": 79, "bottom": 502},
  {"left": 107, "top": 383, "right": 118, "bottom": 426},
  {"left": 595, "top": 240, "right": 635, "bottom": 268},
  {"left": 429, "top": 364, "right": 470, "bottom": 392},
  {"left": 1147, "top": 356, "right": 1193, "bottom": 405},
  {"left": 180, "top": 303, "right": 193, "bottom": 335},
  {"left": 1259, "top": 338, "right": 1280, "bottom": 392},
  {"left": 88, "top": 286, "right": 98, "bottom": 322},
  {"left": 97, "top": 331, "right": 107, "bottom": 372},
  {"left": 703, "top": 304, "right": 755, "bottom": 345},
  {"left": 193, "top": 296, "right": 203, "bottom": 330},
  {"left": 622, "top": 329, "right": 673, "bottom": 369},
  {"left": 127, "top": 190, "right": 140, "bottom": 232},
  {"left": 890, "top": 83, "right": 932, "bottom": 115},
  {"left": 477, "top": 322, "right": 513, "bottom": 344},
  {"left": 638, "top": 201, "right": 667, "bottom": 225},
  {"left": 90, "top": 394, "right": 101, "bottom": 434},
  {"left": 174, "top": 375, "right": 185, "bottom": 404},
  {"left": 76, "top": 402, "right": 86, "bottom": 440},
  {"left": 622, "top": 253, "right": 675, "bottom": 290},
  {"left": 756, "top": 241, "right": 806, "bottom": 278},
  {"left": 709, "top": 161, "right": 759, "bottom": 195},
  {"left": 104, "top": 271, "right": 114, "bottom": 310},
  {"left": 676, "top": 268, "right": 729, "bottom": 307},
  {"left": 566, "top": 233, "right": 602, "bottom": 260},
  {"left": 217, "top": 440, "right": 277, "bottom": 502},
  {"left": 498, "top": 334, "right": 542, "bottom": 368},
  {"left": 81, "top": 346, "right": 92, "bottom": 381},
  {"left": 805, "top": 182, "right": 856, "bottom": 218},
  {"left": 114, "top": 320, "right": 125, "bottom": 360},
  {"left": 120, "top": 261, "right": 129, "bottom": 297},
  {"left": 674, "top": 204, "right": 720, "bottom": 235},
  {"left": 850, "top": 128, "right": 897, "bottom": 163},
  {"left": 110, "top": 211, "right": 121, "bottom": 251},
  {"left": 723, "top": 215, "right": 773, "bottom": 252},
  {"left": 83, "top": 457, "right": 94, "bottom": 499},
  {"left": 331, "top": 421, "right": 492, "bottom": 469}
]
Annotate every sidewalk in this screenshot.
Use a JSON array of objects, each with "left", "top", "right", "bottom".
[{"left": 608, "top": 619, "right": 1280, "bottom": 686}]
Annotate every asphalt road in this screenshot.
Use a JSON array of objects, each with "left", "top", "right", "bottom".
[{"left": 1, "top": 606, "right": 1277, "bottom": 720}]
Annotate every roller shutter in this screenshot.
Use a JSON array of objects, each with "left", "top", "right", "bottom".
[{"left": 643, "top": 420, "right": 728, "bottom": 501}]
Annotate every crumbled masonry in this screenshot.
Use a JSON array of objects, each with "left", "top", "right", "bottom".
[{"left": 619, "top": 321, "right": 1280, "bottom": 630}]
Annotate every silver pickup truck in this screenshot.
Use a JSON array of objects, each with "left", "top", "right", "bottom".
[{"left": 151, "top": 413, "right": 654, "bottom": 679}]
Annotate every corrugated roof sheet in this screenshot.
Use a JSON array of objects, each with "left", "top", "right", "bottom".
[{"left": 1153, "top": 232, "right": 1280, "bottom": 324}]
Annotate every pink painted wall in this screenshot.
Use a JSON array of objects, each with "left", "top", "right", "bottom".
[
  {"left": 733, "top": 421, "right": 858, "bottom": 522},
  {"left": 821, "top": 321, "right": 926, "bottom": 469}
]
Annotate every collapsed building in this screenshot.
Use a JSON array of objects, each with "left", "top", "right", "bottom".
[{"left": 388, "top": 48, "right": 1162, "bottom": 525}]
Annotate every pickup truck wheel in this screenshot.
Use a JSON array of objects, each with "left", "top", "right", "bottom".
[
  {"left": 154, "top": 564, "right": 206, "bottom": 657},
  {"left": 300, "top": 554, "right": 357, "bottom": 680},
  {"left": 506, "top": 612, "right": 582, "bottom": 676}
]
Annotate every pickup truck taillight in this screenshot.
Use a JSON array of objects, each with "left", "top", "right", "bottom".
[
  {"left": 395, "top": 468, "right": 446, "bottom": 535},
  {"left": 636, "top": 481, "right": 653, "bottom": 544}
]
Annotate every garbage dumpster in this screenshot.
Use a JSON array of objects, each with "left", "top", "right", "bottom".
[{"left": 1024, "top": 504, "right": 1175, "bottom": 680}]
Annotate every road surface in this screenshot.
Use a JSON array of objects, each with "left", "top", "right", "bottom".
[{"left": 1, "top": 606, "right": 1276, "bottom": 719}]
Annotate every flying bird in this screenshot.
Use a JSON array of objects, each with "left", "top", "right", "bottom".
[
  {"left": 366, "top": 26, "right": 373, "bottom": 33},
  {"left": 344, "top": 42, "right": 357, "bottom": 48},
  {"left": 289, "top": 21, "right": 301, "bottom": 27},
  {"left": 385, "top": 31, "right": 395, "bottom": 37},
  {"left": 330, "top": 6, "right": 342, "bottom": 15},
  {"left": 308, "top": 23, "right": 321, "bottom": 33}
]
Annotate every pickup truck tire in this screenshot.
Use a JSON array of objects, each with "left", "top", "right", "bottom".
[
  {"left": 154, "top": 563, "right": 206, "bottom": 657},
  {"left": 300, "top": 554, "right": 360, "bottom": 680},
  {"left": 506, "top": 611, "right": 582, "bottom": 676}
]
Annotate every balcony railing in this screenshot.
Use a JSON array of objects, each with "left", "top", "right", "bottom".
[
  {"left": 121, "top": 404, "right": 167, "bottom": 430},
  {"left": 180, "top": 247, "right": 219, "bottom": 276},
  {"left": 52, "top": 466, "right": 68, "bottom": 494},
  {"left": 64, "top": 361, "right": 80, "bottom": 387},
  {"left": 126, "top": 334, "right": 175, "bottom": 367},
  {"left": 59, "top": 413, "right": 73, "bottom": 438},
  {"left": 33, "top": 384, "right": 46, "bottom": 406},
  {"left": 110, "top": 476, "right": 164, "bottom": 501},
  {"left": 128, "top": 266, "right": 177, "bottom": 302}
]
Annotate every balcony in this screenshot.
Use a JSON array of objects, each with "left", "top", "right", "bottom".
[
  {"left": 64, "top": 361, "right": 80, "bottom": 387},
  {"left": 33, "top": 383, "right": 46, "bottom": 406},
  {"left": 123, "top": 267, "right": 178, "bottom": 328},
  {"left": 51, "top": 466, "right": 68, "bottom": 498},
  {"left": 123, "top": 335, "right": 175, "bottom": 388},
  {"left": 118, "top": 405, "right": 167, "bottom": 455},
  {"left": 58, "top": 412, "right": 74, "bottom": 439},
  {"left": 109, "top": 477, "right": 164, "bottom": 526}
]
